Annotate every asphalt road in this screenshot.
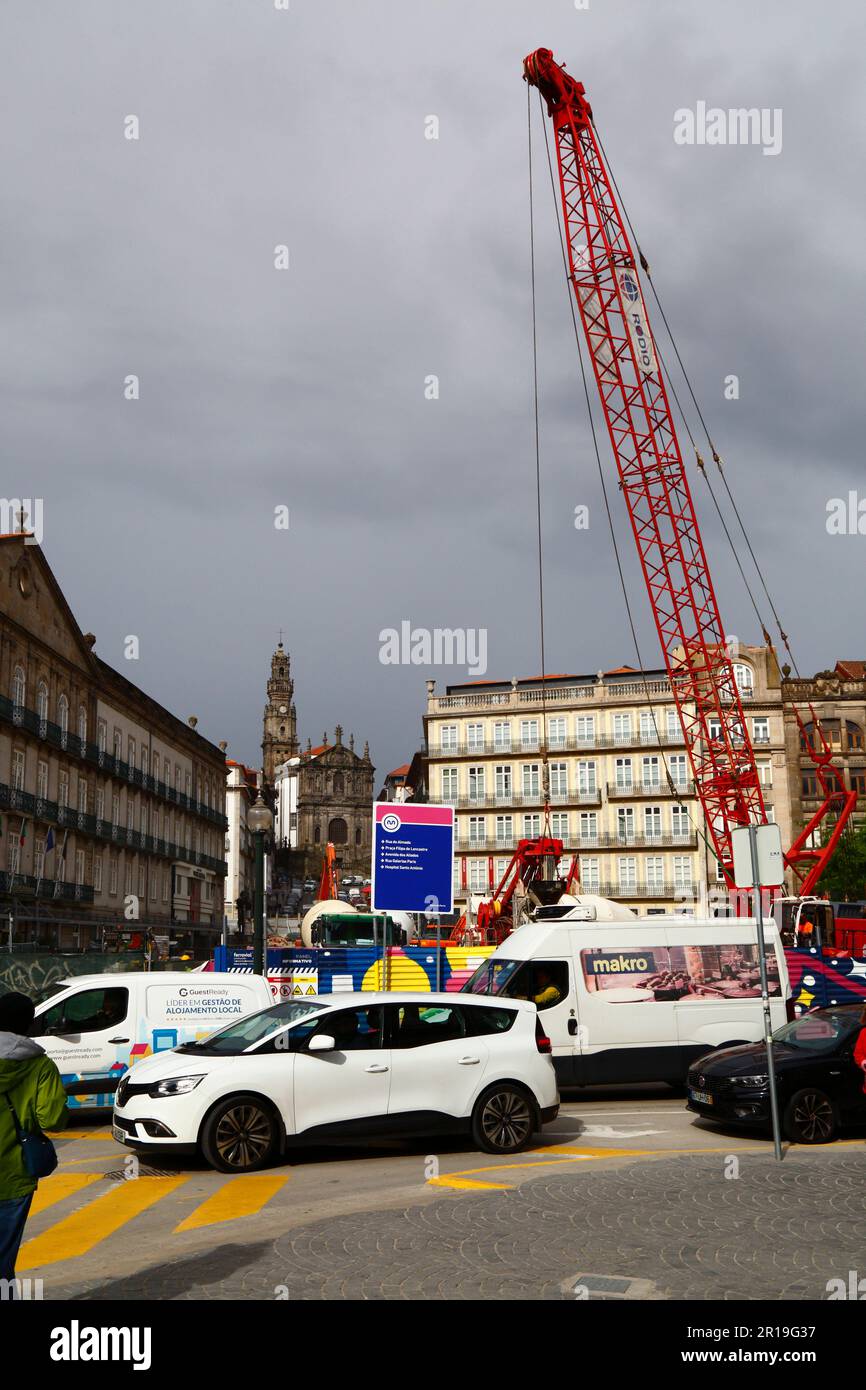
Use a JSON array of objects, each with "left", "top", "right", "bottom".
[{"left": 15, "top": 1083, "right": 864, "bottom": 1300}]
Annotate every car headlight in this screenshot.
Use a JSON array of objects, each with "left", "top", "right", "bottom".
[
  {"left": 737, "top": 1074, "right": 769, "bottom": 1088},
  {"left": 150, "top": 1075, "right": 205, "bottom": 1097}
]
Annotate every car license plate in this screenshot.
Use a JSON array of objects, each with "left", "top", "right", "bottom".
[
  {"left": 112, "top": 1123, "right": 126, "bottom": 1143},
  {"left": 689, "top": 1088, "right": 713, "bottom": 1106}
]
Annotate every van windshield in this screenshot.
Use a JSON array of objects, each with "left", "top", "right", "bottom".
[
  {"left": 463, "top": 959, "right": 524, "bottom": 997},
  {"left": 175, "top": 1000, "right": 325, "bottom": 1055}
]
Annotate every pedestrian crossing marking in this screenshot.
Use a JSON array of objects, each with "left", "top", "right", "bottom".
[
  {"left": 17, "top": 1175, "right": 189, "bottom": 1270},
  {"left": 29, "top": 1173, "right": 102, "bottom": 1216},
  {"left": 173, "top": 1175, "right": 288, "bottom": 1233}
]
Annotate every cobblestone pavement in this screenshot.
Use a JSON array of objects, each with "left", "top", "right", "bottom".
[{"left": 55, "top": 1147, "right": 866, "bottom": 1302}]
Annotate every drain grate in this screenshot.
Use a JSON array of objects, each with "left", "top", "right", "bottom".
[
  {"left": 562, "top": 1272, "right": 664, "bottom": 1301},
  {"left": 101, "top": 1167, "right": 180, "bottom": 1180}
]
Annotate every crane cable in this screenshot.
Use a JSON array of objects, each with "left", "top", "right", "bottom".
[
  {"left": 528, "top": 84, "right": 552, "bottom": 836},
  {"left": 592, "top": 123, "right": 804, "bottom": 681},
  {"left": 534, "top": 94, "right": 718, "bottom": 871}
]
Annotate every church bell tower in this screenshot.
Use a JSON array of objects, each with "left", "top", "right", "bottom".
[{"left": 262, "top": 639, "right": 299, "bottom": 782}]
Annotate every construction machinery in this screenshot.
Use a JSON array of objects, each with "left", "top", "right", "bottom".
[
  {"left": 522, "top": 47, "right": 856, "bottom": 900},
  {"left": 451, "top": 836, "right": 577, "bottom": 945}
]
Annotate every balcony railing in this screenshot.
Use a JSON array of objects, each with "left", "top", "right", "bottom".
[
  {"left": 0, "top": 870, "right": 94, "bottom": 903},
  {"left": 427, "top": 730, "right": 687, "bottom": 759},
  {"left": 430, "top": 679, "right": 674, "bottom": 714},
  {"left": 0, "top": 783, "right": 227, "bottom": 876},
  {"left": 0, "top": 695, "right": 228, "bottom": 829},
  {"left": 606, "top": 780, "right": 693, "bottom": 799}
]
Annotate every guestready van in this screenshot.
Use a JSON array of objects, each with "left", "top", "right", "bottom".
[
  {"left": 463, "top": 895, "right": 790, "bottom": 1086},
  {"left": 30, "top": 972, "right": 274, "bottom": 1109}
]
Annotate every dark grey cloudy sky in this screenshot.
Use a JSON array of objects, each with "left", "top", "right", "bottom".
[{"left": 3, "top": 0, "right": 865, "bottom": 780}]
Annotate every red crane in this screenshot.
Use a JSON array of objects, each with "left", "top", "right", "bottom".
[
  {"left": 523, "top": 48, "right": 856, "bottom": 895},
  {"left": 450, "top": 837, "right": 576, "bottom": 945}
]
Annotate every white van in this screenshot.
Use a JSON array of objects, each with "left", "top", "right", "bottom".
[
  {"left": 463, "top": 895, "right": 790, "bottom": 1087},
  {"left": 30, "top": 972, "right": 274, "bottom": 1110}
]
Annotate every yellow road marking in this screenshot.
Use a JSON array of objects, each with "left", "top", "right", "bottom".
[
  {"left": 18, "top": 1176, "right": 188, "bottom": 1270},
  {"left": 29, "top": 1174, "right": 102, "bottom": 1216},
  {"left": 47, "top": 1128, "right": 113, "bottom": 1142},
  {"left": 428, "top": 1176, "right": 513, "bottom": 1191},
  {"left": 173, "top": 1175, "right": 288, "bottom": 1233}
]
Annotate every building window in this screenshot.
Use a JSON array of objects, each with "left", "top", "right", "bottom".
[
  {"left": 77, "top": 779, "right": 87, "bottom": 813},
  {"left": 127, "top": 737, "right": 136, "bottom": 769},
  {"left": 521, "top": 764, "right": 540, "bottom": 798},
  {"left": 669, "top": 754, "right": 688, "bottom": 788},
  {"left": 547, "top": 717, "right": 567, "bottom": 749},
  {"left": 753, "top": 716, "right": 770, "bottom": 745},
  {"left": 644, "top": 806, "right": 662, "bottom": 841},
  {"left": 12, "top": 749, "right": 25, "bottom": 791},
  {"left": 495, "top": 815, "right": 513, "bottom": 846},
  {"left": 642, "top": 755, "right": 661, "bottom": 788},
  {"left": 440, "top": 725, "right": 458, "bottom": 752},
  {"left": 11, "top": 666, "right": 25, "bottom": 712},
  {"left": 613, "top": 713, "right": 632, "bottom": 745},
  {"left": 550, "top": 811, "right": 569, "bottom": 840},
  {"left": 575, "top": 715, "right": 595, "bottom": 745},
  {"left": 494, "top": 765, "right": 512, "bottom": 800},
  {"left": 466, "top": 723, "right": 484, "bottom": 752},
  {"left": 37, "top": 681, "right": 48, "bottom": 724},
  {"left": 78, "top": 707, "right": 87, "bottom": 746},
  {"left": 666, "top": 708, "right": 679, "bottom": 740},
  {"left": 37, "top": 760, "right": 48, "bottom": 800},
  {"left": 109, "top": 857, "right": 118, "bottom": 896},
  {"left": 468, "top": 766, "right": 485, "bottom": 802},
  {"left": 617, "top": 856, "right": 637, "bottom": 889},
  {"left": 673, "top": 855, "right": 693, "bottom": 889},
  {"left": 846, "top": 722, "right": 864, "bottom": 753},
  {"left": 550, "top": 762, "right": 568, "bottom": 796},
  {"left": 93, "top": 855, "right": 103, "bottom": 893},
  {"left": 520, "top": 719, "right": 539, "bottom": 751},
  {"left": 469, "top": 859, "right": 488, "bottom": 891},
  {"left": 757, "top": 760, "right": 773, "bottom": 787},
  {"left": 57, "top": 694, "right": 69, "bottom": 736},
  {"left": 671, "top": 803, "right": 689, "bottom": 839},
  {"left": 616, "top": 807, "right": 635, "bottom": 841},
  {"left": 96, "top": 788, "right": 105, "bottom": 822},
  {"left": 639, "top": 711, "right": 657, "bottom": 744},
  {"left": 58, "top": 771, "right": 69, "bottom": 808},
  {"left": 163, "top": 869, "right": 170, "bottom": 902},
  {"left": 328, "top": 817, "right": 348, "bottom": 844},
  {"left": 138, "top": 864, "right": 146, "bottom": 898},
  {"left": 441, "top": 768, "right": 458, "bottom": 802},
  {"left": 580, "top": 856, "right": 600, "bottom": 890},
  {"left": 577, "top": 760, "right": 597, "bottom": 794},
  {"left": 523, "top": 813, "right": 541, "bottom": 837},
  {"left": 468, "top": 816, "right": 485, "bottom": 846},
  {"left": 733, "top": 663, "right": 754, "bottom": 697},
  {"left": 646, "top": 855, "right": 664, "bottom": 888},
  {"left": 579, "top": 811, "right": 598, "bottom": 842},
  {"left": 614, "top": 757, "right": 633, "bottom": 790},
  {"left": 75, "top": 850, "right": 85, "bottom": 887},
  {"left": 493, "top": 720, "right": 511, "bottom": 751},
  {"left": 851, "top": 768, "right": 866, "bottom": 795}
]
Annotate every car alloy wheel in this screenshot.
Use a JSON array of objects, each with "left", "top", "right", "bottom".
[
  {"left": 214, "top": 1103, "right": 274, "bottom": 1170},
  {"left": 786, "top": 1089, "right": 836, "bottom": 1144},
  {"left": 477, "top": 1086, "right": 533, "bottom": 1153}
]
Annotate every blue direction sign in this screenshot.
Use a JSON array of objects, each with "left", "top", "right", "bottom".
[{"left": 371, "top": 803, "right": 454, "bottom": 914}]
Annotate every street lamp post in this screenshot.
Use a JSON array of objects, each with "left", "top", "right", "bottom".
[{"left": 248, "top": 794, "right": 273, "bottom": 977}]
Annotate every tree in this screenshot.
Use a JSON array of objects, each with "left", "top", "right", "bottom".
[{"left": 816, "top": 818, "right": 866, "bottom": 901}]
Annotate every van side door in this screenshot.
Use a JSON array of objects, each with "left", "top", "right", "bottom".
[{"left": 34, "top": 984, "right": 132, "bottom": 1106}]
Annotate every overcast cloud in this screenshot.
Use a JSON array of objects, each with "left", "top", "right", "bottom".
[{"left": 2, "top": 0, "right": 864, "bottom": 779}]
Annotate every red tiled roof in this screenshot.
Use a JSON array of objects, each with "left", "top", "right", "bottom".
[
  {"left": 387, "top": 764, "right": 411, "bottom": 779},
  {"left": 835, "top": 661, "right": 866, "bottom": 680}
]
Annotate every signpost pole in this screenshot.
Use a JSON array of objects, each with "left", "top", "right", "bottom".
[{"left": 747, "top": 825, "right": 784, "bottom": 1162}]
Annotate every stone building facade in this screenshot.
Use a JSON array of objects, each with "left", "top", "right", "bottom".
[
  {"left": 782, "top": 660, "right": 866, "bottom": 849},
  {"left": 0, "top": 535, "right": 228, "bottom": 947}
]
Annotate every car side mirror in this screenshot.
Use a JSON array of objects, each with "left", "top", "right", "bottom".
[{"left": 308, "top": 1034, "right": 336, "bottom": 1053}]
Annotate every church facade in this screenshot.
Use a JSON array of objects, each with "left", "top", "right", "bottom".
[{"left": 263, "top": 643, "right": 375, "bottom": 877}]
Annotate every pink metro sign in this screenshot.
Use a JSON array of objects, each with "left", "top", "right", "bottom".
[{"left": 371, "top": 803, "right": 455, "bottom": 915}]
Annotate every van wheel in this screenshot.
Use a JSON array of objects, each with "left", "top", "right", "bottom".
[
  {"left": 783, "top": 1088, "right": 837, "bottom": 1144},
  {"left": 200, "top": 1095, "right": 279, "bottom": 1172},
  {"left": 471, "top": 1084, "right": 535, "bottom": 1155}
]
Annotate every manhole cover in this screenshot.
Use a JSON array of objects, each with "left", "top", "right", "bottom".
[
  {"left": 562, "top": 1272, "right": 665, "bottom": 1300},
  {"left": 101, "top": 1167, "right": 179, "bottom": 1180}
]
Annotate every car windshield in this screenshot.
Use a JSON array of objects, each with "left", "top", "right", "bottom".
[
  {"left": 176, "top": 1000, "right": 326, "bottom": 1055},
  {"left": 773, "top": 1008, "right": 863, "bottom": 1053},
  {"left": 463, "top": 959, "right": 524, "bottom": 997}
]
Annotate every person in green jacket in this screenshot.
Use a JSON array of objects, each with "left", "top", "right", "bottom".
[{"left": 0, "top": 991, "right": 68, "bottom": 1283}]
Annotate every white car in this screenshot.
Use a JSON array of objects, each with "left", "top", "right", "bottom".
[{"left": 112, "top": 991, "right": 559, "bottom": 1171}]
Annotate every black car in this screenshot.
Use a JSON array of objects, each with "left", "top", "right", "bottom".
[{"left": 687, "top": 1004, "right": 866, "bottom": 1143}]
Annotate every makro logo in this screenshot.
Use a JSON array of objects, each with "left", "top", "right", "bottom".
[
  {"left": 49, "top": 1321, "right": 151, "bottom": 1371},
  {"left": 586, "top": 951, "right": 655, "bottom": 974}
]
